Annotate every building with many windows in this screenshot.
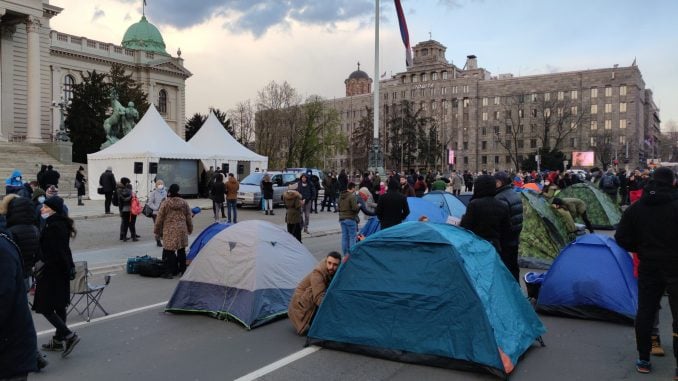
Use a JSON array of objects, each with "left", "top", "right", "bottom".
[
  {"left": 328, "top": 39, "right": 660, "bottom": 172},
  {"left": 0, "top": 0, "right": 191, "bottom": 143}
]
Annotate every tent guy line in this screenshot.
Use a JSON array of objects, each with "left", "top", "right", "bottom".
[
  {"left": 233, "top": 346, "right": 321, "bottom": 381},
  {"left": 36, "top": 300, "right": 168, "bottom": 337}
]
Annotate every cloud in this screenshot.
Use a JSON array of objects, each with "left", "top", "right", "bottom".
[
  {"left": 132, "top": 0, "right": 374, "bottom": 37},
  {"left": 92, "top": 7, "right": 105, "bottom": 22}
]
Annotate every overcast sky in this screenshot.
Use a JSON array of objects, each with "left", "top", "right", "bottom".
[{"left": 50, "top": 0, "right": 678, "bottom": 130}]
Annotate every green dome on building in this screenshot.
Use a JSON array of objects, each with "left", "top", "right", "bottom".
[{"left": 121, "top": 16, "right": 168, "bottom": 55}]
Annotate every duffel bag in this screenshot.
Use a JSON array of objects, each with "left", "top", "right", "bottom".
[
  {"left": 126, "top": 255, "right": 154, "bottom": 274},
  {"left": 137, "top": 260, "right": 167, "bottom": 278}
]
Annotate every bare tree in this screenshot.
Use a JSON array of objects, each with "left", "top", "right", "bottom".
[
  {"left": 495, "top": 97, "right": 528, "bottom": 173},
  {"left": 255, "top": 81, "right": 302, "bottom": 169},
  {"left": 351, "top": 107, "right": 373, "bottom": 171},
  {"left": 228, "top": 100, "right": 255, "bottom": 145},
  {"left": 293, "top": 95, "right": 344, "bottom": 168},
  {"left": 592, "top": 129, "right": 616, "bottom": 170}
]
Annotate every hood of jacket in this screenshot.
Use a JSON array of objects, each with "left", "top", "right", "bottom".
[
  {"left": 163, "top": 196, "right": 187, "bottom": 211},
  {"left": 472, "top": 175, "right": 497, "bottom": 199},
  {"left": 6, "top": 197, "right": 37, "bottom": 227},
  {"left": 5, "top": 169, "right": 22, "bottom": 186},
  {"left": 31, "top": 188, "right": 46, "bottom": 202},
  {"left": 283, "top": 189, "right": 300, "bottom": 201},
  {"left": 641, "top": 181, "right": 678, "bottom": 206},
  {"left": 340, "top": 190, "right": 355, "bottom": 202},
  {"left": 0, "top": 194, "right": 18, "bottom": 215}
]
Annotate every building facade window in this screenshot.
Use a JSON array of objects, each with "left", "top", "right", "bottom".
[
  {"left": 530, "top": 139, "right": 537, "bottom": 148},
  {"left": 557, "top": 91, "right": 564, "bottom": 100},
  {"left": 481, "top": 141, "right": 487, "bottom": 150},
  {"left": 620, "top": 102, "right": 627, "bottom": 113},
  {"left": 570, "top": 137, "right": 576, "bottom": 147},
  {"left": 463, "top": 85, "right": 469, "bottom": 93},
  {"left": 544, "top": 92, "right": 551, "bottom": 101},
  {"left": 463, "top": 141, "right": 468, "bottom": 150},
  {"left": 451, "top": 86, "right": 458, "bottom": 94},
  {"left": 591, "top": 121, "right": 597, "bottom": 130},
  {"left": 571, "top": 90, "right": 578, "bottom": 99},
  {"left": 605, "top": 86, "right": 612, "bottom": 97},
  {"left": 590, "top": 137, "right": 597, "bottom": 147},
  {"left": 422, "top": 73, "right": 428, "bottom": 82},
  {"left": 63, "top": 74, "right": 75, "bottom": 102},
  {"left": 620, "top": 85, "right": 627, "bottom": 96},
  {"left": 158, "top": 89, "right": 168, "bottom": 114},
  {"left": 591, "top": 104, "right": 598, "bottom": 114},
  {"left": 604, "top": 119, "right": 612, "bottom": 130},
  {"left": 441, "top": 87, "right": 448, "bottom": 95},
  {"left": 482, "top": 97, "right": 488, "bottom": 106},
  {"left": 494, "top": 156, "right": 500, "bottom": 164},
  {"left": 442, "top": 71, "right": 448, "bottom": 80},
  {"left": 463, "top": 98, "right": 470, "bottom": 107},
  {"left": 619, "top": 119, "right": 627, "bottom": 129},
  {"left": 494, "top": 96, "right": 500, "bottom": 105},
  {"left": 619, "top": 135, "right": 626, "bottom": 144},
  {"left": 482, "top": 112, "right": 488, "bottom": 121},
  {"left": 431, "top": 72, "right": 438, "bottom": 80},
  {"left": 591, "top": 87, "right": 598, "bottom": 99},
  {"left": 605, "top": 103, "right": 612, "bottom": 113},
  {"left": 481, "top": 155, "right": 487, "bottom": 165},
  {"left": 481, "top": 127, "right": 487, "bottom": 136},
  {"left": 531, "top": 93, "right": 538, "bottom": 102},
  {"left": 412, "top": 75, "right": 419, "bottom": 83},
  {"left": 410, "top": 89, "right": 416, "bottom": 97},
  {"left": 571, "top": 106, "right": 577, "bottom": 115}
]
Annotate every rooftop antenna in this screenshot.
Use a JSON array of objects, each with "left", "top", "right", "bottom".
[
  {"left": 142, "top": 0, "right": 146, "bottom": 17},
  {"left": 429, "top": 31, "right": 432, "bottom": 40},
  {"left": 357, "top": 61, "right": 360, "bottom": 71}
]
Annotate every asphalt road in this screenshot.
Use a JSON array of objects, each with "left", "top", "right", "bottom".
[{"left": 28, "top": 211, "right": 677, "bottom": 381}]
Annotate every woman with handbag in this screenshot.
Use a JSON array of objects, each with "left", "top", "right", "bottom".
[
  {"left": 154, "top": 184, "right": 193, "bottom": 278},
  {"left": 33, "top": 196, "right": 81, "bottom": 357},
  {"left": 74, "top": 166, "right": 86, "bottom": 206},
  {"left": 147, "top": 179, "right": 167, "bottom": 247},
  {"left": 116, "top": 177, "right": 138, "bottom": 242}
]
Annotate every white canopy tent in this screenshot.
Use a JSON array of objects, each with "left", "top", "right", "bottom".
[
  {"left": 188, "top": 112, "right": 268, "bottom": 178},
  {"left": 87, "top": 105, "right": 205, "bottom": 200}
]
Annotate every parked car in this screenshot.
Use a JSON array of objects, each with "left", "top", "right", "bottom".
[{"left": 237, "top": 171, "right": 298, "bottom": 207}]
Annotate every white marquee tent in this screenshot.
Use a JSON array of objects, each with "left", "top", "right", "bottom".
[
  {"left": 188, "top": 112, "right": 268, "bottom": 177},
  {"left": 87, "top": 105, "right": 205, "bottom": 200}
]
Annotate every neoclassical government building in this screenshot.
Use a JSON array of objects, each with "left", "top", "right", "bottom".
[{"left": 0, "top": 0, "right": 191, "bottom": 143}]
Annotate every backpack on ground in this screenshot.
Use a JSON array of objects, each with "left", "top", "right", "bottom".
[{"left": 126, "top": 255, "right": 154, "bottom": 274}]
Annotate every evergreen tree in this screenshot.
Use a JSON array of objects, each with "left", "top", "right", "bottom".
[{"left": 65, "top": 71, "right": 110, "bottom": 163}]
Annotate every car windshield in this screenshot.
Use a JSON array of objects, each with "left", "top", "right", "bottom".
[{"left": 240, "top": 173, "right": 264, "bottom": 185}]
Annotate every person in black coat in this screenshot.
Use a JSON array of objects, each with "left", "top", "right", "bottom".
[
  {"left": 615, "top": 167, "right": 678, "bottom": 374},
  {"left": 6, "top": 197, "right": 40, "bottom": 283},
  {"left": 493, "top": 172, "right": 523, "bottom": 282},
  {"left": 33, "top": 196, "right": 81, "bottom": 357},
  {"left": 375, "top": 178, "right": 410, "bottom": 230},
  {"left": 210, "top": 173, "right": 226, "bottom": 220},
  {"left": 0, "top": 229, "right": 38, "bottom": 379},
  {"left": 260, "top": 174, "right": 275, "bottom": 215},
  {"left": 37, "top": 164, "right": 47, "bottom": 190},
  {"left": 75, "top": 166, "right": 86, "bottom": 206},
  {"left": 310, "top": 173, "right": 321, "bottom": 214},
  {"left": 42, "top": 165, "right": 60, "bottom": 188},
  {"left": 460, "top": 175, "right": 512, "bottom": 260},
  {"left": 337, "top": 169, "right": 348, "bottom": 192},
  {"left": 99, "top": 167, "right": 117, "bottom": 214}
]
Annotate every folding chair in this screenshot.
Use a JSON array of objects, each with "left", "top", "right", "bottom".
[{"left": 68, "top": 261, "right": 112, "bottom": 322}]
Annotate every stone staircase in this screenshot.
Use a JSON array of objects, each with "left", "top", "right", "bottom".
[{"left": 0, "top": 142, "right": 87, "bottom": 198}]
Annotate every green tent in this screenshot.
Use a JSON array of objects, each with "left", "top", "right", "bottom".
[
  {"left": 557, "top": 183, "right": 621, "bottom": 230},
  {"left": 519, "top": 190, "right": 572, "bottom": 267}
]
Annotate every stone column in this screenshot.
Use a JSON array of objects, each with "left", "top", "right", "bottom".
[{"left": 26, "top": 16, "right": 42, "bottom": 143}]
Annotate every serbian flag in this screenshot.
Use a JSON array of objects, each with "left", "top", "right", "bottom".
[{"left": 394, "top": 0, "right": 412, "bottom": 67}]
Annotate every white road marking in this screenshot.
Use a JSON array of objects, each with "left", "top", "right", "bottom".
[
  {"left": 233, "top": 346, "right": 321, "bottom": 381},
  {"left": 36, "top": 301, "right": 168, "bottom": 337}
]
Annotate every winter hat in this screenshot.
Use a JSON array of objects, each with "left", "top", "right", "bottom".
[
  {"left": 78, "top": 165, "right": 84, "bottom": 171},
  {"left": 472, "top": 175, "right": 497, "bottom": 200},
  {"left": 46, "top": 185, "right": 59, "bottom": 197},
  {"left": 43, "top": 196, "right": 65, "bottom": 215},
  {"left": 106, "top": 166, "right": 112, "bottom": 171},
  {"left": 168, "top": 184, "right": 180, "bottom": 196},
  {"left": 31, "top": 188, "right": 46, "bottom": 202},
  {"left": 653, "top": 167, "right": 675, "bottom": 186},
  {"left": 494, "top": 171, "right": 511, "bottom": 186},
  {"left": 288, "top": 182, "right": 298, "bottom": 190}
]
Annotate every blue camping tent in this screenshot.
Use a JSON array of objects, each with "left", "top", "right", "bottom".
[
  {"left": 309, "top": 222, "right": 545, "bottom": 378},
  {"left": 359, "top": 197, "right": 447, "bottom": 238},
  {"left": 186, "top": 222, "right": 231, "bottom": 261},
  {"left": 422, "top": 191, "right": 467, "bottom": 219},
  {"left": 536, "top": 234, "right": 637, "bottom": 324}
]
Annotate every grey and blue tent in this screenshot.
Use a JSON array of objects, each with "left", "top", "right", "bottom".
[
  {"left": 422, "top": 190, "right": 467, "bottom": 219},
  {"left": 308, "top": 222, "right": 546, "bottom": 378},
  {"left": 166, "top": 220, "right": 316, "bottom": 329}
]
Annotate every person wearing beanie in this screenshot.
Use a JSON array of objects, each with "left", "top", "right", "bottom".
[
  {"left": 34, "top": 195, "right": 80, "bottom": 357},
  {"left": 615, "top": 167, "right": 678, "bottom": 376},
  {"left": 460, "top": 175, "right": 512, "bottom": 259},
  {"left": 493, "top": 171, "right": 523, "bottom": 282},
  {"left": 154, "top": 184, "right": 193, "bottom": 278}
]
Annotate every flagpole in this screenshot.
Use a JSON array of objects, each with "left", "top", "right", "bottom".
[{"left": 370, "top": 0, "right": 382, "bottom": 174}]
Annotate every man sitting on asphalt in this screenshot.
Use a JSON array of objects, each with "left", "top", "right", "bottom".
[{"left": 288, "top": 252, "right": 341, "bottom": 335}]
